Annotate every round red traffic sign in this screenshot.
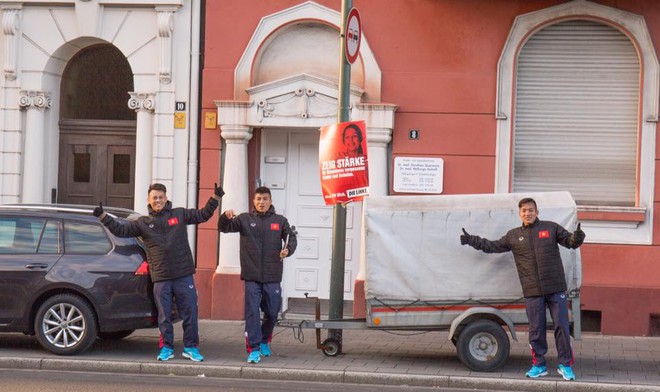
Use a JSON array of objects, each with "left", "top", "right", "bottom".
[{"left": 345, "top": 7, "right": 361, "bottom": 64}]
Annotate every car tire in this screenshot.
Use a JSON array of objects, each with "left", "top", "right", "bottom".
[
  {"left": 456, "top": 319, "right": 510, "bottom": 372},
  {"left": 99, "top": 329, "right": 135, "bottom": 340},
  {"left": 34, "top": 294, "right": 98, "bottom": 355}
]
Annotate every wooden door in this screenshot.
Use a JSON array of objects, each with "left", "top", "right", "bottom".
[{"left": 58, "top": 120, "right": 136, "bottom": 209}]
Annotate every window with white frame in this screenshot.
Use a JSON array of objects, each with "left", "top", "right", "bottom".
[{"left": 495, "top": 1, "right": 658, "bottom": 245}]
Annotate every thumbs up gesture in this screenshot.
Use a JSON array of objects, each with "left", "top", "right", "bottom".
[
  {"left": 93, "top": 202, "right": 104, "bottom": 218},
  {"left": 574, "top": 222, "right": 585, "bottom": 243},
  {"left": 460, "top": 228, "right": 471, "bottom": 246}
]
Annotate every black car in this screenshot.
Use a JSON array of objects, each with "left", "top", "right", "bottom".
[{"left": 0, "top": 204, "right": 159, "bottom": 355}]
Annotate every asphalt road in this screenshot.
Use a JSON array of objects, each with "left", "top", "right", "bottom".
[{"left": 0, "top": 369, "right": 520, "bottom": 392}]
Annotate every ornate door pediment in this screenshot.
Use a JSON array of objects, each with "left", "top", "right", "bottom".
[{"left": 245, "top": 73, "right": 364, "bottom": 128}]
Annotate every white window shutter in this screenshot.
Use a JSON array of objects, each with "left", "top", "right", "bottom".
[{"left": 513, "top": 20, "right": 640, "bottom": 206}]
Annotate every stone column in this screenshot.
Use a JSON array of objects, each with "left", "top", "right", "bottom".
[
  {"left": 128, "top": 92, "right": 155, "bottom": 214},
  {"left": 19, "top": 91, "right": 51, "bottom": 203},
  {"left": 217, "top": 124, "right": 252, "bottom": 274},
  {"left": 353, "top": 103, "right": 396, "bottom": 318},
  {"left": 212, "top": 100, "right": 251, "bottom": 319},
  {"left": 366, "top": 127, "right": 393, "bottom": 197}
]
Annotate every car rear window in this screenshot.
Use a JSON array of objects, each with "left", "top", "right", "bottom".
[{"left": 64, "top": 221, "right": 112, "bottom": 254}]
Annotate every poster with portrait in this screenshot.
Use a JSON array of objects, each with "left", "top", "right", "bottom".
[{"left": 319, "top": 120, "right": 369, "bottom": 205}]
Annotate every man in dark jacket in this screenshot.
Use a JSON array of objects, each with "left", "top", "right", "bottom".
[
  {"left": 218, "top": 186, "right": 297, "bottom": 364},
  {"left": 460, "top": 197, "right": 585, "bottom": 381},
  {"left": 94, "top": 183, "right": 224, "bottom": 362}
]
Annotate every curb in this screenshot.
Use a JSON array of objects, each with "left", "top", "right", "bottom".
[{"left": 1, "top": 357, "right": 659, "bottom": 392}]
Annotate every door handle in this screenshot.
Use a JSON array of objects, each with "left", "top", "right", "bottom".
[{"left": 25, "top": 263, "right": 48, "bottom": 269}]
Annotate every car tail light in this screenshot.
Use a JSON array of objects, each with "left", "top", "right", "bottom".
[{"left": 134, "top": 260, "right": 150, "bottom": 276}]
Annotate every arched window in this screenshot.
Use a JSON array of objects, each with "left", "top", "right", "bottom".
[
  {"left": 513, "top": 20, "right": 639, "bottom": 207},
  {"left": 496, "top": 1, "right": 659, "bottom": 244}
]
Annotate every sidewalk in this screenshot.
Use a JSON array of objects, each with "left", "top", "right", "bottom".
[{"left": 1, "top": 320, "right": 659, "bottom": 391}]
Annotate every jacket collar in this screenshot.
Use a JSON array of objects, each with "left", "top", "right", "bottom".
[{"left": 522, "top": 218, "right": 540, "bottom": 229}]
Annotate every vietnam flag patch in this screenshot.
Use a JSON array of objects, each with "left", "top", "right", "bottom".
[
  {"left": 270, "top": 223, "right": 280, "bottom": 231},
  {"left": 538, "top": 230, "right": 549, "bottom": 238},
  {"left": 168, "top": 217, "right": 179, "bottom": 226}
]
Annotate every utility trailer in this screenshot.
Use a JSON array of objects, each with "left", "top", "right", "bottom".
[{"left": 280, "top": 192, "right": 581, "bottom": 372}]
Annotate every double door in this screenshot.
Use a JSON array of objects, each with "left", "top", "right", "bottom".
[{"left": 58, "top": 120, "right": 135, "bottom": 209}]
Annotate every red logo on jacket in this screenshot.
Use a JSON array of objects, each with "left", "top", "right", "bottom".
[
  {"left": 270, "top": 223, "right": 280, "bottom": 231},
  {"left": 168, "top": 217, "right": 179, "bottom": 226},
  {"left": 538, "top": 230, "right": 549, "bottom": 238}
]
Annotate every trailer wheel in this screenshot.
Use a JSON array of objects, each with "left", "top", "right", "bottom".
[
  {"left": 456, "top": 319, "right": 509, "bottom": 372},
  {"left": 321, "top": 338, "right": 342, "bottom": 357}
]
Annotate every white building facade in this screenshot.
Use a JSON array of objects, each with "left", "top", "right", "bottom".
[{"left": 0, "top": 0, "right": 202, "bottom": 214}]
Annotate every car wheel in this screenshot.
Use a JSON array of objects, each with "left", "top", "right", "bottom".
[
  {"left": 34, "top": 294, "right": 98, "bottom": 355},
  {"left": 99, "top": 329, "right": 135, "bottom": 340},
  {"left": 456, "top": 319, "right": 510, "bottom": 372}
]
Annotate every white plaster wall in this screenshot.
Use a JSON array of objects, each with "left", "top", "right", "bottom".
[{"left": 0, "top": 1, "right": 194, "bottom": 207}]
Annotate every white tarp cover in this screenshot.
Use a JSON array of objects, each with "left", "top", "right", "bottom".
[{"left": 364, "top": 192, "right": 581, "bottom": 301}]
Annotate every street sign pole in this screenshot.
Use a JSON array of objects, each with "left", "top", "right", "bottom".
[{"left": 328, "top": 0, "right": 356, "bottom": 352}]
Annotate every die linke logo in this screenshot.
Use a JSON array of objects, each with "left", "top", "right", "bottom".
[
  {"left": 168, "top": 217, "right": 179, "bottom": 226},
  {"left": 538, "top": 230, "right": 550, "bottom": 239},
  {"left": 270, "top": 223, "right": 280, "bottom": 231}
]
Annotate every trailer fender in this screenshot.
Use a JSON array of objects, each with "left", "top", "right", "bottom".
[{"left": 448, "top": 307, "right": 518, "bottom": 342}]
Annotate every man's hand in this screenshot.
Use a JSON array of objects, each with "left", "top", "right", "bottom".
[
  {"left": 93, "top": 202, "right": 104, "bottom": 218},
  {"left": 460, "top": 228, "right": 471, "bottom": 246},
  {"left": 223, "top": 210, "right": 235, "bottom": 219},
  {"left": 574, "top": 222, "right": 585, "bottom": 243},
  {"left": 213, "top": 182, "right": 225, "bottom": 199},
  {"left": 279, "top": 248, "right": 289, "bottom": 259}
]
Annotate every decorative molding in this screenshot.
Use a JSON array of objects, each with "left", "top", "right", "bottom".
[
  {"left": 256, "top": 87, "right": 337, "bottom": 122},
  {"left": 220, "top": 125, "right": 252, "bottom": 145},
  {"left": 128, "top": 92, "right": 155, "bottom": 112},
  {"left": 234, "top": 1, "right": 382, "bottom": 101},
  {"left": 2, "top": 7, "right": 20, "bottom": 81},
  {"left": 156, "top": 8, "right": 176, "bottom": 84},
  {"left": 19, "top": 91, "right": 51, "bottom": 110},
  {"left": 245, "top": 73, "right": 363, "bottom": 128}
]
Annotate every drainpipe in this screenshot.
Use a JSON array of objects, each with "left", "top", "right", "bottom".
[{"left": 187, "top": 0, "right": 202, "bottom": 254}]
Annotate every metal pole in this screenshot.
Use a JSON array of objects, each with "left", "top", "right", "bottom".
[{"left": 328, "top": 0, "right": 353, "bottom": 350}]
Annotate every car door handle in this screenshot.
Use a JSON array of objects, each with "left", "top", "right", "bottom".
[{"left": 25, "top": 263, "right": 49, "bottom": 269}]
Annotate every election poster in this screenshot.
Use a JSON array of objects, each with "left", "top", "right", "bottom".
[{"left": 319, "top": 120, "right": 369, "bottom": 205}]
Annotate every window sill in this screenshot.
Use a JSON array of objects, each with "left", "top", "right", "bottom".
[
  {"left": 577, "top": 206, "right": 646, "bottom": 223},
  {"left": 576, "top": 206, "right": 650, "bottom": 244}
]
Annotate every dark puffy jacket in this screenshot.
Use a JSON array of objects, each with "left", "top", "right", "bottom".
[
  {"left": 101, "top": 198, "right": 218, "bottom": 282},
  {"left": 218, "top": 205, "right": 297, "bottom": 283},
  {"left": 465, "top": 219, "right": 582, "bottom": 297}
]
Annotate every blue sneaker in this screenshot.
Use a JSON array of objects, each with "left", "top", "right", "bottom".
[
  {"left": 260, "top": 342, "right": 271, "bottom": 357},
  {"left": 558, "top": 364, "right": 576, "bottom": 381},
  {"left": 182, "top": 346, "right": 204, "bottom": 362},
  {"left": 247, "top": 350, "right": 261, "bottom": 364},
  {"left": 525, "top": 365, "right": 548, "bottom": 378},
  {"left": 157, "top": 346, "right": 174, "bottom": 361}
]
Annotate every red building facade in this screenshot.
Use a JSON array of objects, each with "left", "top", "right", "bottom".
[{"left": 196, "top": 0, "right": 660, "bottom": 336}]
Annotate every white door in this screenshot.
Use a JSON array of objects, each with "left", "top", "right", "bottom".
[{"left": 260, "top": 129, "right": 361, "bottom": 311}]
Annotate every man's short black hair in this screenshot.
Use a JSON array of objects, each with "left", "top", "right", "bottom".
[
  {"left": 518, "top": 197, "right": 537, "bottom": 209},
  {"left": 254, "top": 186, "right": 271, "bottom": 196},
  {"left": 148, "top": 183, "right": 167, "bottom": 194}
]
